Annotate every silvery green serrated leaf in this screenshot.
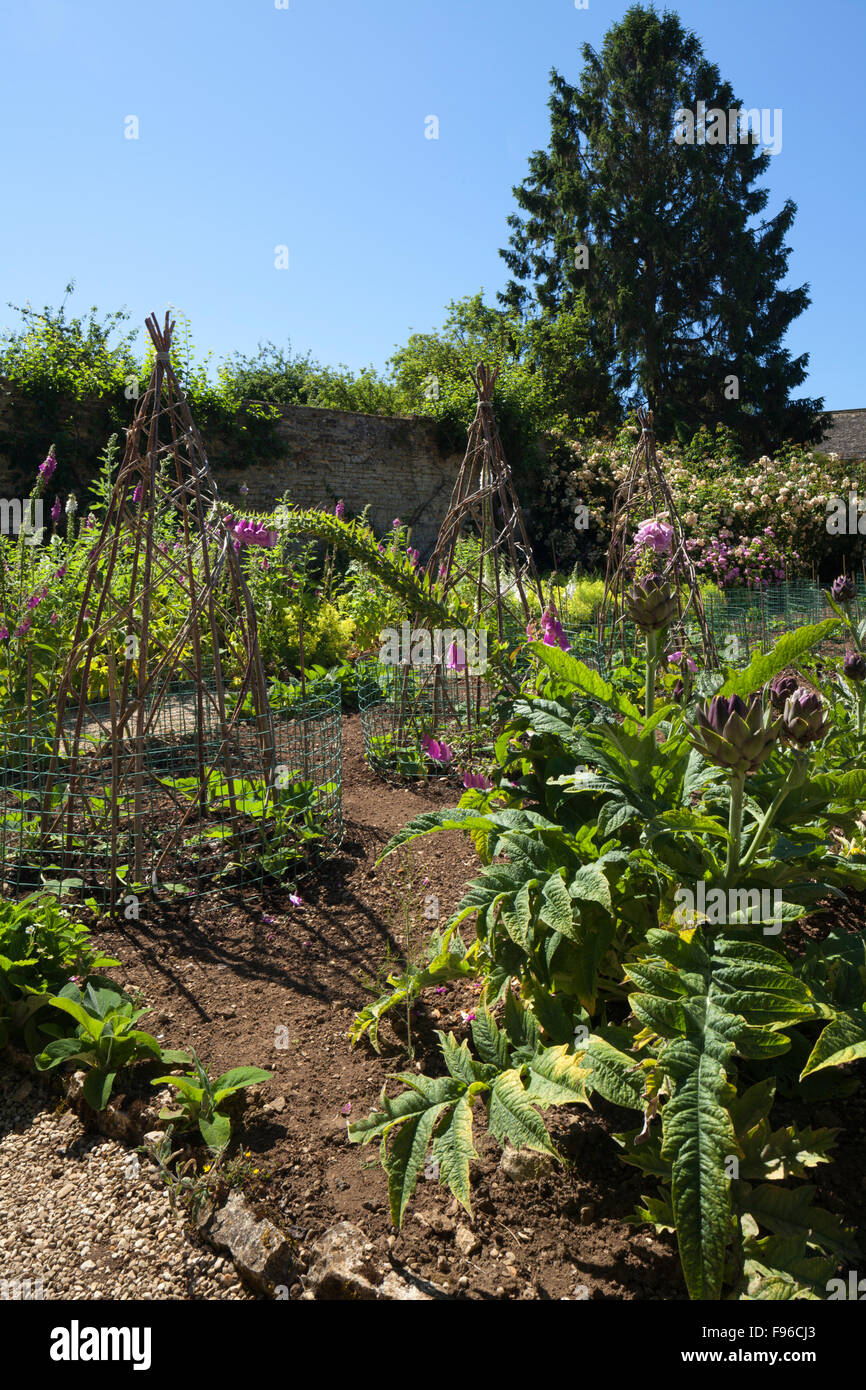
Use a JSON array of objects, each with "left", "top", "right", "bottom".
[{"left": 487, "top": 1069, "right": 558, "bottom": 1156}]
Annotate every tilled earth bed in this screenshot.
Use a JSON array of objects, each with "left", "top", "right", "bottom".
[{"left": 11, "top": 713, "right": 866, "bottom": 1300}]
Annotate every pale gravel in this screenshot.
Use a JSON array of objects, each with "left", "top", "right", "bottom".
[{"left": 0, "top": 1066, "right": 253, "bottom": 1301}]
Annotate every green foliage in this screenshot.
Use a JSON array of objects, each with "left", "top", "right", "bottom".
[
  {"left": 500, "top": 5, "right": 823, "bottom": 450},
  {"left": 351, "top": 616, "right": 866, "bottom": 1300},
  {"left": 349, "top": 925, "right": 478, "bottom": 1052},
  {"left": 151, "top": 1050, "right": 271, "bottom": 1152},
  {"left": 0, "top": 894, "right": 119, "bottom": 1049},
  {"left": 34, "top": 980, "right": 188, "bottom": 1111}
]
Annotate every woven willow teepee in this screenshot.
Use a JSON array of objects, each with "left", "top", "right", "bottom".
[
  {"left": 39, "top": 311, "right": 276, "bottom": 909},
  {"left": 599, "top": 407, "right": 717, "bottom": 666},
  {"left": 427, "top": 363, "right": 543, "bottom": 636}
]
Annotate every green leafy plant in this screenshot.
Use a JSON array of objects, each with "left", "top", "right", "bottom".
[
  {"left": 151, "top": 1050, "right": 271, "bottom": 1151},
  {"left": 0, "top": 894, "right": 119, "bottom": 1049},
  {"left": 33, "top": 981, "right": 188, "bottom": 1110}
]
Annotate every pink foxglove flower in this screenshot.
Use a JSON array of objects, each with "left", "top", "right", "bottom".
[
  {"left": 462, "top": 770, "right": 492, "bottom": 791},
  {"left": 335, "top": 499, "right": 345, "bottom": 519},
  {"left": 667, "top": 650, "right": 697, "bottom": 674},
  {"left": 0, "top": 627, "right": 9, "bottom": 641},
  {"left": 446, "top": 640, "right": 467, "bottom": 671},
  {"left": 39, "top": 448, "right": 57, "bottom": 482},
  {"left": 132, "top": 483, "right": 143, "bottom": 504},
  {"left": 421, "top": 734, "right": 453, "bottom": 764},
  {"left": 634, "top": 518, "right": 674, "bottom": 554},
  {"left": 288, "top": 893, "right": 303, "bottom": 907},
  {"left": 50, "top": 496, "right": 61, "bottom": 524}
]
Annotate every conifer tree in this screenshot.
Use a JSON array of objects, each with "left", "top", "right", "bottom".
[{"left": 500, "top": 4, "right": 824, "bottom": 449}]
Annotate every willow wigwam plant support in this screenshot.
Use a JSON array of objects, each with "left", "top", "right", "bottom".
[
  {"left": 35, "top": 311, "right": 281, "bottom": 912},
  {"left": 600, "top": 407, "right": 717, "bottom": 675}
]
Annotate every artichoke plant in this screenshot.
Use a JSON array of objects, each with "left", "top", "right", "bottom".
[
  {"left": 843, "top": 650, "right": 866, "bottom": 683},
  {"left": 782, "top": 688, "right": 831, "bottom": 747},
  {"left": 767, "top": 673, "right": 799, "bottom": 711},
  {"left": 690, "top": 693, "right": 780, "bottom": 774},
  {"left": 624, "top": 574, "right": 678, "bottom": 633},
  {"left": 831, "top": 575, "right": 856, "bottom": 604}
]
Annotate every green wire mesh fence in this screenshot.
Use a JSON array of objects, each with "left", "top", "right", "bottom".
[
  {"left": 357, "top": 656, "right": 496, "bottom": 779},
  {"left": 0, "top": 677, "right": 342, "bottom": 905}
]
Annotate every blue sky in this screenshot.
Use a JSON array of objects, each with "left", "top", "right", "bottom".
[{"left": 1, "top": 0, "right": 863, "bottom": 407}]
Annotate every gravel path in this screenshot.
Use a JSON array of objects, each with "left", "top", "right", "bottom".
[{"left": 0, "top": 1066, "right": 253, "bottom": 1301}]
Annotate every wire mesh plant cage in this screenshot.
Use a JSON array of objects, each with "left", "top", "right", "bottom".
[
  {"left": 358, "top": 363, "right": 543, "bottom": 780},
  {"left": 357, "top": 656, "right": 496, "bottom": 780},
  {"left": 0, "top": 676, "right": 342, "bottom": 904},
  {"left": 0, "top": 310, "right": 344, "bottom": 909}
]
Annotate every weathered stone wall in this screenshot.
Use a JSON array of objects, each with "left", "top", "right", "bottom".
[
  {"left": 0, "top": 388, "right": 465, "bottom": 554},
  {"left": 213, "top": 404, "right": 464, "bottom": 553}
]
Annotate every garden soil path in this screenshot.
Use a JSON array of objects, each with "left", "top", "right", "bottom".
[
  {"left": 56, "top": 716, "right": 866, "bottom": 1299},
  {"left": 86, "top": 715, "right": 686, "bottom": 1299}
]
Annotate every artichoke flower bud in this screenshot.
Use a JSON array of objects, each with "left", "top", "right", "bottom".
[
  {"left": 690, "top": 693, "right": 780, "bottom": 775},
  {"left": 782, "top": 688, "right": 831, "bottom": 747},
  {"left": 831, "top": 575, "right": 856, "bottom": 604},
  {"left": 843, "top": 650, "right": 866, "bottom": 683},
  {"left": 767, "top": 673, "right": 799, "bottom": 711},
  {"left": 624, "top": 574, "right": 678, "bottom": 633}
]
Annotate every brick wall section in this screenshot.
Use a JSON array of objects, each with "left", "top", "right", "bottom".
[
  {"left": 213, "top": 405, "right": 465, "bottom": 553},
  {"left": 816, "top": 410, "right": 866, "bottom": 461}
]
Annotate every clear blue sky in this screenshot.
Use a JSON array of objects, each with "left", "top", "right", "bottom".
[{"left": 1, "top": 0, "right": 863, "bottom": 407}]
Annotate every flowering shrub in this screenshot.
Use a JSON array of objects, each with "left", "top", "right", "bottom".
[{"left": 540, "top": 421, "right": 862, "bottom": 578}]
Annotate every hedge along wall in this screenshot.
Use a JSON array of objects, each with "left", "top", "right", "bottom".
[{"left": 0, "top": 386, "right": 467, "bottom": 555}]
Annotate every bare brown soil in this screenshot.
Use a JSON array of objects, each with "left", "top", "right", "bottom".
[{"left": 87, "top": 714, "right": 865, "bottom": 1300}]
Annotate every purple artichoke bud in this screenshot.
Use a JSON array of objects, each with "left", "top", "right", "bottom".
[
  {"left": 782, "top": 688, "right": 831, "bottom": 747},
  {"left": 690, "top": 693, "right": 780, "bottom": 774},
  {"left": 831, "top": 575, "right": 856, "bottom": 604},
  {"left": 672, "top": 679, "right": 686, "bottom": 700},
  {"left": 844, "top": 650, "right": 866, "bottom": 683},
  {"left": 767, "top": 673, "right": 799, "bottom": 711},
  {"left": 624, "top": 574, "right": 678, "bottom": 633}
]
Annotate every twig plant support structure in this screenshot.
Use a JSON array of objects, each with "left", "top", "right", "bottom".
[
  {"left": 387, "top": 364, "right": 545, "bottom": 753},
  {"left": 38, "top": 312, "right": 278, "bottom": 913},
  {"left": 599, "top": 406, "right": 717, "bottom": 673}
]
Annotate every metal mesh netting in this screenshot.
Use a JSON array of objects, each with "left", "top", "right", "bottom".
[
  {"left": 357, "top": 657, "right": 495, "bottom": 779},
  {"left": 555, "top": 580, "right": 856, "bottom": 676},
  {"left": 0, "top": 679, "right": 341, "bottom": 903}
]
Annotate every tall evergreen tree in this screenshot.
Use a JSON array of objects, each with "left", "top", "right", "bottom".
[{"left": 500, "top": 4, "right": 824, "bottom": 449}]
